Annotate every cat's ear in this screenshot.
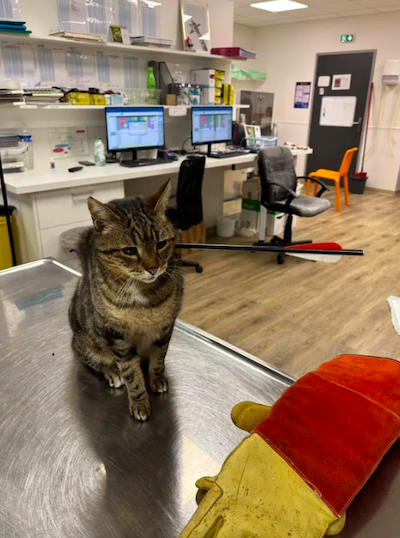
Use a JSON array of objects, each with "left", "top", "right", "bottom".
[
  {"left": 87, "top": 197, "right": 121, "bottom": 232},
  {"left": 146, "top": 180, "right": 171, "bottom": 215}
]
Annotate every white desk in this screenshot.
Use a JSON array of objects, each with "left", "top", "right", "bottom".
[
  {"left": 5, "top": 154, "right": 257, "bottom": 195},
  {"left": 5, "top": 149, "right": 312, "bottom": 264},
  {"left": 5, "top": 154, "right": 257, "bottom": 263}
]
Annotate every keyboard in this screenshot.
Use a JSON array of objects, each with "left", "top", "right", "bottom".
[
  {"left": 208, "top": 150, "right": 250, "bottom": 159},
  {"left": 120, "top": 157, "right": 176, "bottom": 168}
]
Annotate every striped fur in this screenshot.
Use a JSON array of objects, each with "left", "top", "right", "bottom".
[{"left": 68, "top": 181, "right": 183, "bottom": 421}]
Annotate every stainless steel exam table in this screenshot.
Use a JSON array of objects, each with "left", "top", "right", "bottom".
[{"left": 0, "top": 260, "right": 399, "bottom": 538}]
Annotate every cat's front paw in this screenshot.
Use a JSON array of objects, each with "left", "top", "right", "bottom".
[
  {"left": 129, "top": 396, "right": 151, "bottom": 421},
  {"left": 150, "top": 374, "right": 169, "bottom": 394},
  {"left": 104, "top": 367, "right": 125, "bottom": 389}
]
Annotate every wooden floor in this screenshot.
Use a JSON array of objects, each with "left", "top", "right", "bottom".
[{"left": 181, "top": 189, "right": 400, "bottom": 378}]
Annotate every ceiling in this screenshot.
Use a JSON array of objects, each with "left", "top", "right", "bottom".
[{"left": 232, "top": 0, "right": 400, "bottom": 26}]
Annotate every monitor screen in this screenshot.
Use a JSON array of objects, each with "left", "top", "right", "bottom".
[
  {"left": 192, "top": 106, "right": 233, "bottom": 145},
  {"left": 105, "top": 107, "right": 165, "bottom": 151}
]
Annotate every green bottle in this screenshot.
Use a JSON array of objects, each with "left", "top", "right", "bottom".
[{"left": 147, "top": 67, "right": 156, "bottom": 89}]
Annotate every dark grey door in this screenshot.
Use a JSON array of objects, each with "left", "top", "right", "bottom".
[{"left": 306, "top": 51, "right": 375, "bottom": 176}]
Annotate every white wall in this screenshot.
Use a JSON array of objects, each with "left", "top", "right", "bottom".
[
  {"left": 232, "top": 23, "right": 263, "bottom": 94},
  {"left": 236, "top": 11, "right": 400, "bottom": 191},
  {"left": 233, "top": 23, "right": 256, "bottom": 51}
]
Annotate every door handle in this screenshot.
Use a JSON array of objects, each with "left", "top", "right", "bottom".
[{"left": 352, "top": 117, "right": 362, "bottom": 133}]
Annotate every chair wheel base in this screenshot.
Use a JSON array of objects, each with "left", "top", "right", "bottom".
[{"left": 181, "top": 259, "right": 203, "bottom": 274}]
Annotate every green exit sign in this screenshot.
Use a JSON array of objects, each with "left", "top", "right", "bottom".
[{"left": 341, "top": 34, "right": 355, "bottom": 43}]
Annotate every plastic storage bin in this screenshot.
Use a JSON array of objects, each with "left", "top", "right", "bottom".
[
  {"left": 127, "top": 89, "right": 161, "bottom": 105},
  {"left": 246, "top": 136, "right": 277, "bottom": 151}
]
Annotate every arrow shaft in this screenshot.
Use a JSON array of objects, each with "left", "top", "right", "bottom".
[{"left": 175, "top": 243, "right": 364, "bottom": 257}]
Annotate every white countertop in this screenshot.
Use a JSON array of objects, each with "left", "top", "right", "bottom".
[{"left": 5, "top": 149, "right": 312, "bottom": 195}]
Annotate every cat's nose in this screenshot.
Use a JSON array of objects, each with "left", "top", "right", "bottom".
[{"left": 146, "top": 266, "right": 158, "bottom": 275}]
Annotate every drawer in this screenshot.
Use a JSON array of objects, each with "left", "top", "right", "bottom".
[
  {"left": 41, "top": 220, "right": 92, "bottom": 262},
  {"left": 36, "top": 181, "right": 124, "bottom": 230}
]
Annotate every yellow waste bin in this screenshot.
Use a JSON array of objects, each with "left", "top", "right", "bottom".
[{"left": 0, "top": 206, "right": 19, "bottom": 270}]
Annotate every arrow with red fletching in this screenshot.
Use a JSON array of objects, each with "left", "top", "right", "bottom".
[{"left": 175, "top": 242, "right": 364, "bottom": 263}]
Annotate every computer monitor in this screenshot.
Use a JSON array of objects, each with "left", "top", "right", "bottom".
[
  {"left": 191, "top": 106, "right": 233, "bottom": 153},
  {"left": 105, "top": 106, "right": 165, "bottom": 153}
]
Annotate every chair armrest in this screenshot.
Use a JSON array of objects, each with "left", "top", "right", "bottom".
[
  {"left": 267, "top": 181, "right": 299, "bottom": 199},
  {"left": 297, "top": 176, "right": 329, "bottom": 198}
]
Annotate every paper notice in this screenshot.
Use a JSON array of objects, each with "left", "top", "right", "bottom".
[
  {"left": 123, "top": 57, "right": 139, "bottom": 88},
  {"left": 87, "top": 0, "right": 112, "bottom": 36},
  {"left": 96, "top": 52, "right": 122, "bottom": 89},
  {"left": 332, "top": 74, "right": 352, "bottom": 91},
  {"left": 58, "top": 0, "right": 88, "bottom": 34},
  {"left": 0, "top": 0, "right": 21, "bottom": 20},
  {"left": 37, "top": 45, "right": 68, "bottom": 85},
  {"left": 66, "top": 48, "right": 95, "bottom": 89},
  {"left": 117, "top": 0, "right": 139, "bottom": 35},
  {"left": 1, "top": 42, "right": 36, "bottom": 85},
  {"left": 317, "top": 76, "right": 330, "bottom": 88},
  {"left": 49, "top": 127, "right": 89, "bottom": 160}
]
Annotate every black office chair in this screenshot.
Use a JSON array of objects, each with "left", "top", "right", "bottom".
[
  {"left": 257, "top": 146, "right": 331, "bottom": 264},
  {"left": 167, "top": 155, "right": 206, "bottom": 274}
]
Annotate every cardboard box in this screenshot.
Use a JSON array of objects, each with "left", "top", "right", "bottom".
[
  {"left": 223, "top": 84, "right": 235, "bottom": 105},
  {"left": 240, "top": 179, "right": 260, "bottom": 230},
  {"left": 215, "top": 70, "right": 225, "bottom": 87},
  {"left": 166, "top": 94, "right": 177, "bottom": 105},
  {"left": 223, "top": 198, "right": 242, "bottom": 217},
  {"left": 191, "top": 69, "right": 215, "bottom": 87},
  {"left": 201, "top": 87, "right": 215, "bottom": 105}
]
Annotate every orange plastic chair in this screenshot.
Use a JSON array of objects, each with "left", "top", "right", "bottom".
[{"left": 306, "top": 148, "right": 358, "bottom": 212}]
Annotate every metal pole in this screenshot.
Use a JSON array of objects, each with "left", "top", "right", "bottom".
[
  {"left": 0, "top": 151, "right": 17, "bottom": 266},
  {"left": 175, "top": 243, "right": 365, "bottom": 257}
]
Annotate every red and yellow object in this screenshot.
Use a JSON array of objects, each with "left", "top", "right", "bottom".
[{"left": 179, "top": 355, "right": 400, "bottom": 538}]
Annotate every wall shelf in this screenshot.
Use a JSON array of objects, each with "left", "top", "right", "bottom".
[
  {"left": 1, "top": 33, "right": 232, "bottom": 64},
  {"left": 12, "top": 103, "right": 250, "bottom": 111}
]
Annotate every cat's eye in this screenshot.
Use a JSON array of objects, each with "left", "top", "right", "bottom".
[
  {"left": 156, "top": 240, "right": 167, "bottom": 250},
  {"left": 122, "top": 247, "right": 138, "bottom": 256}
]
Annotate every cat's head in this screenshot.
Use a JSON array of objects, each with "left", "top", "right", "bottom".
[{"left": 87, "top": 181, "right": 176, "bottom": 283}]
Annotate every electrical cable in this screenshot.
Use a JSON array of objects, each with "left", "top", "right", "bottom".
[
  {"left": 367, "top": 84, "right": 386, "bottom": 158},
  {"left": 181, "top": 136, "right": 193, "bottom": 153},
  {"left": 389, "top": 85, "right": 400, "bottom": 156}
]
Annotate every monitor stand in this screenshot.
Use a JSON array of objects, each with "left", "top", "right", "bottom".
[
  {"left": 119, "top": 150, "right": 159, "bottom": 168},
  {"left": 200, "top": 144, "right": 215, "bottom": 158}
]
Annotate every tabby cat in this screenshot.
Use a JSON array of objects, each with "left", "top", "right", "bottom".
[{"left": 69, "top": 181, "right": 183, "bottom": 421}]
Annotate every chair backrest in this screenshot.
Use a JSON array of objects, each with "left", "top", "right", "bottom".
[
  {"left": 258, "top": 146, "right": 297, "bottom": 204},
  {"left": 338, "top": 147, "right": 358, "bottom": 177},
  {"left": 175, "top": 156, "right": 206, "bottom": 231}
]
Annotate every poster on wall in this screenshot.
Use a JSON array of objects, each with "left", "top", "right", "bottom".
[
  {"left": 294, "top": 82, "right": 311, "bottom": 109},
  {"left": 181, "top": 0, "right": 211, "bottom": 53},
  {"left": 332, "top": 74, "right": 352, "bottom": 90}
]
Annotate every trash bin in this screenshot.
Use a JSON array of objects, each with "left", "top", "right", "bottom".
[
  {"left": 0, "top": 206, "right": 18, "bottom": 270},
  {"left": 216, "top": 216, "right": 236, "bottom": 238},
  {"left": 349, "top": 172, "right": 368, "bottom": 194}
]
